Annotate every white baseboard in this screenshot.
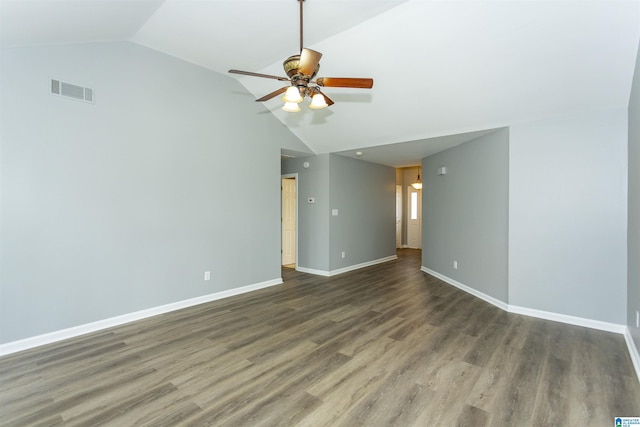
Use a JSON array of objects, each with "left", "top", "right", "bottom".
[
  {"left": 421, "top": 266, "right": 626, "bottom": 334},
  {"left": 298, "top": 255, "right": 398, "bottom": 277},
  {"left": 400, "top": 245, "right": 421, "bottom": 249},
  {"left": 0, "top": 278, "right": 283, "bottom": 357},
  {"left": 296, "top": 266, "right": 331, "bottom": 276},
  {"left": 329, "top": 255, "right": 397, "bottom": 276},
  {"left": 421, "top": 267, "right": 509, "bottom": 311},
  {"left": 624, "top": 328, "right": 640, "bottom": 383},
  {"left": 508, "top": 304, "right": 626, "bottom": 334}
]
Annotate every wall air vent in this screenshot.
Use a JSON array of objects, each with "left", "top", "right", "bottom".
[{"left": 50, "top": 79, "right": 94, "bottom": 103}]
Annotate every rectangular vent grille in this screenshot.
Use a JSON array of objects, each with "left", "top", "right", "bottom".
[{"left": 50, "top": 79, "right": 94, "bottom": 103}]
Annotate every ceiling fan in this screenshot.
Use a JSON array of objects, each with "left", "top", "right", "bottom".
[{"left": 228, "top": 0, "right": 373, "bottom": 112}]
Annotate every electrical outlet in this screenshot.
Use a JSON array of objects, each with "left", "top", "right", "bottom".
[
  {"left": 341, "top": 251, "right": 346, "bottom": 259},
  {"left": 204, "top": 271, "right": 211, "bottom": 281},
  {"left": 453, "top": 261, "right": 458, "bottom": 270}
]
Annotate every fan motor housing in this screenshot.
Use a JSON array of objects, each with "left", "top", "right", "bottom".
[{"left": 283, "top": 54, "right": 320, "bottom": 79}]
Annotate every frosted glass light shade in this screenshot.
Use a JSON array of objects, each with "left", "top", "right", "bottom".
[
  {"left": 411, "top": 173, "right": 422, "bottom": 189},
  {"left": 282, "top": 86, "right": 303, "bottom": 103},
  {"left": 282, "top": 102, "right": 301, "bottom": 112},
  {"left": 309, "top": 93, "right": 328, "bottom": 109}
]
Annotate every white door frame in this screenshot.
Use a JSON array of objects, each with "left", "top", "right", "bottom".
[{"left": 281, "top": 173, "right": 298, "bottom": 267}]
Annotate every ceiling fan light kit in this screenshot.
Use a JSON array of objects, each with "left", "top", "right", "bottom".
[
  {"left": 282, "top": 86, "right": 303, "bottom": 103},
  {"left": 282, "top": 102, "right": 301, "bottom": 113},
  {"left": 309, "top": 93, "right": 328, "bottom": 109},
  {"left": 228, "top": 0, "right": 373, "bottom": 112}
]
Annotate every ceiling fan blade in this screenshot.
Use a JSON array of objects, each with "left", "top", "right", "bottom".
[
  {"left": 229, "top": 70, "right": 290, "bottom": 81},
  {"left": 318, "top": 91, "right": 334, "bottom": 106},
  {"left": 315, "top": 77, "right": 374, "bottom": 89},
  {"left": 298, "top": 48, "right": 322, "bottom": 76},
  {"left": 255, "top": 87, "right": 288, "bottom": 102}
]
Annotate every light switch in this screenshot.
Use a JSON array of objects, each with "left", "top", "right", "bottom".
[{"left": 332, "top": 209, "right": 339, "bottom": 216}]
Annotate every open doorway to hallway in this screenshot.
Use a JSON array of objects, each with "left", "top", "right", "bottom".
[{"left": 397, "top": 166, "right": 423, "bottom": 249}]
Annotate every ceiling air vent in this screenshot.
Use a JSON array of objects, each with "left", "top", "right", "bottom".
[{"left": 50, "top": 79, "right": 94, "bottom": 103}]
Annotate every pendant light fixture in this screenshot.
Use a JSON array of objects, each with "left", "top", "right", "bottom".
[{"left": 411, "top": 167, "right": 423, "bottom": 190}]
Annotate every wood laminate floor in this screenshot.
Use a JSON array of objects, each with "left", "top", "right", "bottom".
[{"left": 1, "top": 249, "right": 639, "bottom": 426}]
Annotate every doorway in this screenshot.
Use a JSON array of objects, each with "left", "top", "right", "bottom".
[
  {"left": 281, "top": 175, "right": 297, "bottom": 267},
  {"left": 407, "top": 186, "right": 422, "bottom": 249}
]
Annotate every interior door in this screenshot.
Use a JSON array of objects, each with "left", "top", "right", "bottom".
[
  {"left": 396, "top": 185, "right": 402, "bottom": 248},
  {"left": 407, "top": 186, "right": 422, "bottom": 249},
  {"left": 281, "top": 177, "right": 296, "bottom": 265}
]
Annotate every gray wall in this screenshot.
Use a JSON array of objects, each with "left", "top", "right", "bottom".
[
  {"left": 282, "top": 154, "right": 396, "bottom": 273},
  {"left": 629, "top": 39, "right": 640, "bottom": 348},
  {"left": 509, "top": 108, "right": 628, "bottom": 324},
  {"left": 329, "top": 155, "right": 396, "bottom": 270},
  {"left": 0, "top": 42, "right": 311, "bottom": 343},
  {"left": 281, "top": 154, "right": 331, "bottom": 272},
  {"left": 422, "top": 129, "right": 509, "bottom": 302}
]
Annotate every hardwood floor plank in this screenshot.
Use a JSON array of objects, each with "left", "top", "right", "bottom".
[
  {"left": 464, "top": 345, "right": 523, "bottom": 413},
  {"left": 336, "top": 381, "right": 433, "bottom": 427},
  {"left": 456, "top": 404, "right": 491, "bottom": 427},
  {"left": 462, "top": 318, "right": 510, "bottom": 368},
  {"left": 63, "top": 382, "right": 179, "bottom": 426},
  {"left": 138, "top": 402, "right": 203, "bottom": 427}
]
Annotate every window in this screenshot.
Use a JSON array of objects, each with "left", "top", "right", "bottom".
[{"left": 410, "top": 191, "right": 418, "bottom": 220}]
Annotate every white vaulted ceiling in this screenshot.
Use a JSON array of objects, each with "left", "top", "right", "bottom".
[{"left": 2, "top": 0, "right": 639, "bottom": 164}]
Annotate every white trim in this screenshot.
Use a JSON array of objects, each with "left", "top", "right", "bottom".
[
  {"left": 0, "top": 278, "right": 283, "bottom": 357},
  {"left": 421, "top": 266, "right": 626, "bottom": 334},
  {"left": 421, "top": 266, "right": 509, "bottom": 311},
  {"left": 508, "top": 304, "right": 626, "bottom": 334},
  {"left": 298, "top": 255, "right": 398, "bottom": 277},
  {"left": 624, "top": 327, "right": 640, "bottom": 383},
  {"left": 296, "top": 266, "right": 331, "bottom": 276},
  {"left": 329, "top": 255, "right": 397, "bottom": 276}
]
